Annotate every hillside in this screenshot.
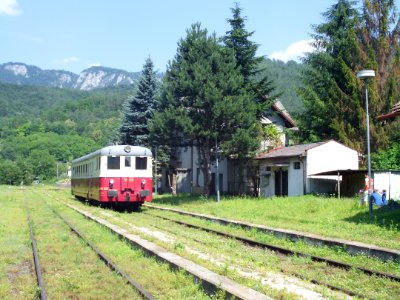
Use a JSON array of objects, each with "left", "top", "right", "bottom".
[
  {"left": 0, "top": 59, "right": 304, "bottom": 184},
  {"left": 259, "top": 59, "right": 305, "bottom": 113}
]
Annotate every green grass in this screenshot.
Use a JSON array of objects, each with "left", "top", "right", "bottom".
[
  {"left": 15, "top": 186, "right": 400, "bottom": 299},
  {"left": 0, "top": 187, "right": 37, "bottom": 300},
  {"left": 151, "top": 193, "right": 400, "bottom": 250},
  {"left": 0, "top": 186, "right": 214, "bottom": 299},
  {"left": 63, "top": 197, "right": 400, "bottom": 300}
]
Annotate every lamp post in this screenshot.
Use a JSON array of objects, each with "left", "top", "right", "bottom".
[
  {"left": 356, "top": 69, "right": 375, "bottom": 214},
  {"left": 215, "top": 137, "right": 220, "bottom": 203}
]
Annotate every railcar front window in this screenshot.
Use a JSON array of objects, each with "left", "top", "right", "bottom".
[
  {"left": 125, "top": 157, "right": 131, "bottom": 167},
  {"left": 135, "top": 157, "right": 147, "bottom": 170},
  {"left": 107, "top": 156, "right": 120, "bottom": 170}
]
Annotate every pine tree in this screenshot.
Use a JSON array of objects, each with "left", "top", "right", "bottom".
[
  {"left": 299, "top": 0, "right": 367, "bottom": 151},
  {"left": 299, "top": 0, "right": 400, "bottom": 159},
  {"left": 119, "top": 57, "right": 158, "bottom": 147},
  {"left": 223, "top": 3, "right": 277, "bottom": 117},
  {"left": 150, "top": 23, "right": 259, "bottom": 196}
]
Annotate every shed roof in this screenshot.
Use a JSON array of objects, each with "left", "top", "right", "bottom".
[{"left": 257, "top": 141, "right": 325, "bottom": 159}]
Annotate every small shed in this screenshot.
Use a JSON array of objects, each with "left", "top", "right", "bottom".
[
  {"left": 257, "top": 140, "right": 359, "bottom": 197},
  {"left": 312, "top": 169, "right": 400, "bottom": 200}
]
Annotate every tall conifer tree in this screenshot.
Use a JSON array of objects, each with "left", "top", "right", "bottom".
[
  {"left": 150, "top": 23, "right": 259, "bottom": 196},
  {"left": 299, "top": 0, "right": 366, "bottom": 151},
  {"left": 299, "top": 0, "right": 400, "bottom": 159},
  {"left": 119, "top": 57, "right": 158, "bottom": 147},
  {"left": 223, "top": 3, "right": 277, "bottom": 117}
]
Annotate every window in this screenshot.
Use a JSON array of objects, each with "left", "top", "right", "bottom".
[
  {"left": 107, "top": 156, "right": 120, "bottom": 169},
  {"left": 294, "top": 162, "right": 301, "bottom": 170},
  {"left": 135, "top": 157, "right": 147, "bottom": 170},
  {"left": 125, "top": 157, "right": 131, "bottom": 167}
]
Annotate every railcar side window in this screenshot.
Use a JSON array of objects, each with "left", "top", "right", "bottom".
[
  {"left": 107, "top": 156, "right": 120, "bottom": 169},
  {"left": 125, "top": 157, "right": 131, "bottom": 167},
  {"left": 135, "top": 157, "right": 147, "bottom": 170}
]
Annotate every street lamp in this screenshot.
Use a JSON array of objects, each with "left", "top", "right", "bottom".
[
  {"left": 215, "top": 137, "right": 220, "bottom": 203},
  {"left": 356, "top": 69, "right": 375, "bottom": 214}
]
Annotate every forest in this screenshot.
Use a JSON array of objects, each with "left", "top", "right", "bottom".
[{"left": 1, "top": 0, "right": 399, "bottom": 186}]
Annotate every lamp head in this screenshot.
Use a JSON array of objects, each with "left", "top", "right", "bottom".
[{"left": 357, "top": 70, "right": 375, "bottom": 79}]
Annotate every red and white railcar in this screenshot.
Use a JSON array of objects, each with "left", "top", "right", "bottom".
[{"left": 71, "top": 145, "right": 152, "bottom": 208}]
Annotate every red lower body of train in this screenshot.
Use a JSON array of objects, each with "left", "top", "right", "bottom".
[{"left": 71, "top": 176, "right": 153, "bottom": 205}]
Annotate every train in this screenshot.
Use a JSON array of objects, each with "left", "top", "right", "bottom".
[{"left": 71, "top": 145, "right": 153, "bottom": 209}]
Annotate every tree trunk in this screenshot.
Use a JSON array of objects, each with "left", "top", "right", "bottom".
[
  {"left": 168, "top": 167, "right": 177, "bottom": 196},
  {"left": 198, "top": 143, "right": 212, "bottom": 197}
]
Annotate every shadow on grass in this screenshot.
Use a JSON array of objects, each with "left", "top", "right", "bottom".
[
  {"left": 152, "top": 193, "right": 247, "bottom": 206},
  {"left": 73, "top": 197, "right": 142, "bottom": 213},
  {"left": 343, "top": 202, "right": 400, "bottom": 232}
]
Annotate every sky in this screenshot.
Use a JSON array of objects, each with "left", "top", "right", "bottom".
[{"left": 0, "top": 0, "right": 380, "bottom": 74}]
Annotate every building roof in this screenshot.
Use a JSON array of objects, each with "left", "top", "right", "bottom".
[
  {"left": 377, "top": 102, "right": 400, "bottom": 121},
  {"left": 271, "top": 100, "right": 297, "bottom": 128},
  {"left": 257, "top": 141, "right": 326, "bottom": 159}
]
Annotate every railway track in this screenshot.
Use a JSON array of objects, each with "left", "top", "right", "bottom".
[
  {"left": 65, "top": 203, "right": 272, "bottom": 300},
  {"left": 145, "top": 212, "right": 371, "bottom": 299},
  {"left": 145, "top": 211, "right": 400, "bottom": 283},
  {"left": 27, "top": 209, "right": 47, "bottom": 300},
  {"left": 47, "top": 205, "right": 155, "bottom": 300},
  {"left": 38, "top": 190, "right": 399, "bottom": 299},
  {"left": 144, "top": 204, "right": 400, "bottom": 262}
]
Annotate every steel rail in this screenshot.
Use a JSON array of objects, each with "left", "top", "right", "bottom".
[
  {"left": 149, "top": 217, "right": 372, "bottom": 300},
  {"left": 49, "top": 206, "right": 155, "bottom": 300},
  {"left": 144, "top": 204, "right": 400, "bottom": 263},
  {"left": 27, "top": 209, "right": 47, "bottom": 300},
  {"left": 146, "top": 212, "right": 400, "bottom": 283}
]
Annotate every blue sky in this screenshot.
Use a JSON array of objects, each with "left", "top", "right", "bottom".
[{"left": 0, "top": 0, "right": 388, "bottom": 74}]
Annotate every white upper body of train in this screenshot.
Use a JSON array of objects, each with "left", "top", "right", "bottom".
[{"left": 71, "top": 145, "right": 153, "bottom": 179}]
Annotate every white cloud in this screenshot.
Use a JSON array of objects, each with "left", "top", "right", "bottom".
[
  {"left": 86, "top": 62, "right": 101, "bottom": 68},
  {"left": 269, "top": 39, "right": 315, "bottom": 63},
  {"left": 53, "top": 56, "right": 80, "bottom": 64},
  {"left": 0, "top": 0, "right": 21, "bottom": 16}
]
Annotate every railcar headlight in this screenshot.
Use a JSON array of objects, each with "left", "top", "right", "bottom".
[
  {"left": 109, "top": 179, "right": 114, "bottom": 188},
  {"left": 141, "top": 179, "right": 146, "bottom": 188}
]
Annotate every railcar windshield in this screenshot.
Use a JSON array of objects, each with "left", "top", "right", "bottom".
[
  {"left": 135, "top": 157, "right": 147, "bottom": 170},
  {"left": 107, "top": 156, "right": 120, "bottom": 169}
]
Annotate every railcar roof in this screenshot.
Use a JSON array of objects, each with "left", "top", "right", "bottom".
[{"left": 72, "top": 145, "right": 152, "bottom": 164}]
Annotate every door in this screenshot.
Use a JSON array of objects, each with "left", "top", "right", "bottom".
[{"left": 275, "top": 169, "right": 288, "bottom": 196}]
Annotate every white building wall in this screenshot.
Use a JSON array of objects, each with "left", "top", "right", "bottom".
[
  {"left": 374, "top": 172, "right": 400, "bottom": 201},
  {"left": 288, "top": 159, "right": 304, "bottom": 196},
  {"left": 306, "top": 141, "right": 358, "bottom": 194},
  {"left": 306, "top": 141, "right": 359, "bottom": 177},
  {"left": 259, "top": 158, "right": 304, "bottom": 197}
]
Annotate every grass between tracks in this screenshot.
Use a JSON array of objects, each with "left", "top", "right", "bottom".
[
  {"left": 151, "top": 193, "right": 400, "bottom": 250},
  {"left": 0, "top": 186, "right": 215, "bottom": 299},
  {"left": 48, "top": 188, "right": 399, "bottom": 300},
  {"left": 3, "top": 185, "right": 399, "bottom": 299}
]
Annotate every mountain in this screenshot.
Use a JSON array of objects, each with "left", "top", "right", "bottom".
[
  {"left": 0, "top": 62, "right": 142, "bottom": 91},
  {"left": 0, "top": 60, "right": 304, "bottom": 113}
]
